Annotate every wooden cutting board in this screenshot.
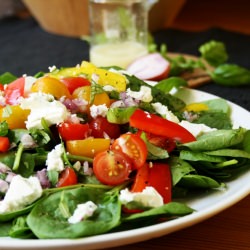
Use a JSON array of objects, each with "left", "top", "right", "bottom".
[{"left": 168, "top": 52, "right": 214, "bottom": 88}]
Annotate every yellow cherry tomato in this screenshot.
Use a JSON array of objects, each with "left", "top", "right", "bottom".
[
  {"left": 0, "top": 105, "right": 30, "bottom": 129},
  {"left": 72, "top": 86, "right": 110, "bottom": 108},
  {"left": 184, "top": 103, "right": 209, "bottom": 112},
  {"left": 31, "top": 76, "right": 71, "bottom": 99},
  {"left": 49, "top": 61, "right": 127, "bottom": 92},
  {"left": 66, "top": 138, "right": 110, "bottom": 158}
]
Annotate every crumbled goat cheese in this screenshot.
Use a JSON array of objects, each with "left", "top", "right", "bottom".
[
  {"left": 126, "top": 86, "right": 153, "bottom": 103},
  {"left": 20, "top": 92, "right": 69, "bottom": 129},
  {"left": 24, "top": 76, "right": 37, "bottom": 96},
  {"left": 90, "top": 104, "right": 108, "bottom": 119},
  {"left": 152, "top": 102, "right": 180, "bottom": 123},
  {"left": 48, "top": 65, "right": 57, "bottom": 72},
  {"left": 119, "top": 186, "right": 164, "bottom": 208},
  {"left": 0, "top": 175, "right": 42, "bottom": 213},
  {"left": 68, "top": 201, "right": 98, "bottom": 224},
  {"left": 179, "top": 120, "right": 217, "bottom": 137},
  {"left": 46, "top": 144, "right": 65, "bottom": 172}
]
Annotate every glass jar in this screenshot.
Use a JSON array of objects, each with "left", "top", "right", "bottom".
[{"left": 88, "top": 0, "right": 149, "bottom": 68}]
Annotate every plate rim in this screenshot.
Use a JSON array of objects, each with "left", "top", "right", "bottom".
[{"left": 1, "top": 88, "right": 250, "bottom": 250}]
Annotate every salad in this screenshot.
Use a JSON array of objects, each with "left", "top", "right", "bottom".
[{"left": 0, "top": 58, "right": 249, "bottom": 240}]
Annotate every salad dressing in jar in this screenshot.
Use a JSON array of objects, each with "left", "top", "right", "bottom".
[{"left": 88, "top": 0, "right": 150, "bottom": 68}]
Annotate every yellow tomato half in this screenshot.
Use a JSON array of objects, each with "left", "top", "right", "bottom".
[
  {"left": 72, "top": 86, "right": 110, "bottom": 108},
  {"left": 0, "top": 105, "right": 30, "bottom": 129},
  {"left": 66, "top": 138, "right": 110, "bottom": 158},
  {"left": 31, "top": 76, "right": 71, "bottom": 99}
]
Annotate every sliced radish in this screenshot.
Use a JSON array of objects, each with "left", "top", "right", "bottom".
[{"left": 126, "top": 53, "right": 170, "bottom": 81}]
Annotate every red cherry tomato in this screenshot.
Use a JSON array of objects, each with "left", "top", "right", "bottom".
[
  {"left": 0, "top": 137, "right": 10, "bottom": 153},
  {"left": 60, "top": 77, "right": 91, "bottom": 94},
  {"left": 4, "top": 77, "right": 25, "bottom": 105},
  {"left": 93, "top": 150, "right": 132, "bottom": 186},
  {"left": 89, "top": 116, "right": 121, "bottom": 139},
  {"left": 131, "top": 162, "right": 172, "bottom": 204},
  {"left": 111, "top": 133, "right": 147, "bottom": 170},
  {"left": 0, "top": 84, "right": 4, "bottom": 91},
  {"left": 145, "top": 132, "right": 176, "bottom": 153},
  {"left": 57, "top": 167, "right": 78, "bottom": 187},
  {"left": 58, "top": 122, "right": 89, "bottom": 141},
  {"left": 130, "top": 109, "right": 196, "bottom": 144}
]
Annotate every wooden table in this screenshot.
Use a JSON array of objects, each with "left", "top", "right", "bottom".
[{"left": 111, "top": 195, "right": 250, "bottom": 249}]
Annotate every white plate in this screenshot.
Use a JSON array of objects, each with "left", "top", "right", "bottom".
[{"left": 1, "top": 88, "right": 250, "bottom": 250}]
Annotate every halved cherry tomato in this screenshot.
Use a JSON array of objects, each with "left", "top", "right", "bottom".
[
  {"left": 58, "top": 122, "right": 89, "bottom": 141},
  {"left": 0, "top": 105, "right": 30, "bottom": 129},
  {"left": 111, "top": 133, "right": 147, "bottom": 170},
  {"left": 93, "top": 150, "right": 132, "bottom": 186},
  {"left": 130, "top": 109, "right": 196, "bottom": 143},
  {"left": 4, "top": 77, "right": 25, "bottom": 105},
  {"left": 72, "top": 86, "right": 110, "bottom": 109},
  {"left": 66, "top": 138, "right": 110, "bottom": 158},
  {"left": 131, "top": 162, "right": 172, "bottom": 204},
  {"left": 31, "top": 76, "right": 71, "bottom": 99},
  {"left": 0, "top": 84, "right": 5, "bottom": 91},
  {"left": 60, "top": 77, "right": 91, "bottom": 94},
  {"left": 0, "top": 137, "right": 10, "bottom": 153},
  {"left": 89, "top": 116, "right": 120, "bottom": 139},
  {"left": 57, "top": 167, "right": 78, "bottom": 187}
]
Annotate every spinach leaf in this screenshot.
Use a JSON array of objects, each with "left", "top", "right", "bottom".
[
  {"left": 0, "top": 72, "right": 17, "bottom": 84},
  {"left": 122, "top": 202, "right": 194, "bottom": 222},
  {"left": 27, "top": 187, "right": 121, "bottom": 239},
  {"left": 202, "top": 98, "right": 230, "bottom": 114},
  {"left": 168, "top": 156, "right": 195, "bottom": 186},
  {"left": 180, "top": 150, "right": 225, "bottom": 163},
  {"left": 182, "top": 128, "right": 246, "bottom": 151},
  {"left": 199, "top": 40, "right": 228, "bottom": 67},
  {"left": 125, "top": 74, "right": 186, "bottom": 111},
  {"left": 9, "top": 215, "right": 35, "bottom": 239},
  {"left": 241, "top": 130, "right": 250, "bottom": 153},
  {"left": 204, "top": 149, "right": 250, "bottom": 159},
  {"left": 193, "top": 111, "right": 232, "bottom": 130},
  {"left": 0, "top": 221, "right": 12, "bottom": 236},
  {"left": 155, "top": 77, "right": 187, "bottom": 93},
  {"left": 210, "top": 64, "right": 250, "bottom": 86},
  {"left": 0, "top": 121, "right": 9, "bottom": 136},
  {"left": 178, "top": 174, "right": 221, "bottom": 189}
]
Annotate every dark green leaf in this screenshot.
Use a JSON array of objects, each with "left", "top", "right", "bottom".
[
  {"left": 155, "top": 77, "right": 187, "bottom": 93},
  {"left": 182, "top": 128, "right": 246, "bottom": 151},
  {"left": 0, "top": 121, "right": 9, "bottom": 136},
  {"left": 123, "top": 202, "right": 194, "bottom": 222},
  {"left": 27, "top": 187, "right": 121, "bottom": 239},
  {"left": 178, "top": 174, "right": 221, "bottom": 189},
  {"left": 210, "top": 64, "right": 250, "bottom": 86},
  {"left": 199, "top": 40, "right": 228, "bottom": 67},
  {"left": 0, "top": 72, "right": 17, "bottom": 84}
]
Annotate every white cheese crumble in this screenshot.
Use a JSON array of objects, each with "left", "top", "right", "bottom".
[
  {"left": 90, "top": 104, "right": 108, "bottom": 119},
  {"left": 20, "top": 92, "right": 69, "bottom": 129},
  {"left": 0, "top": 175, "right": 42, "bottom": 213},
  {"left": 152, "top": 102, "right": 180, "bottom": 123},
  {"left": 48, "top": 65, "right": 57, "bottom": 72},
  {"left": 179, "top": 120, "right": 217, "bottom": 137},
  {"left": 119, "top": 186, "right": 164, "bottom": 208},
  {"left": 126, "top": 86, "right": 153, "bottom": 103},
  {"left": 24, "top": 76, "right": 37, "bottom": 96},
  {"left": 46, "top": 144, "right": 65, "bottom": 172},
  {"left": 68, "top": 201, "right": 98, "bottom": 224}
]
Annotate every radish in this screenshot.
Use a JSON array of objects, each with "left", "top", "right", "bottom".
[{"left": 126, "top": 52, "right": 170, "bottom": 81}]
